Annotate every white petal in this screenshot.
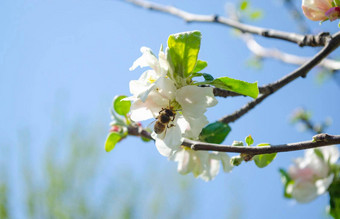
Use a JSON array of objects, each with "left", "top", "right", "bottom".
[
  {"left": 182, "top": 113, "right": 208, "bottom": 139},
  {"left": 130, "top": 100, "right": 154, "bottom": 122},
  {"left": 172, "top": 149, "right": 194, "bottom": 175},
  {"left": 291, "top": 181, "right": 318, "bottom": 203},
  {"left": 129, "top": 70, "right": 159, "bottom": 102},
  {"left": 152, "top": 117, "right": 183, "bottom": 157},
  {"left": 192, "top": 151, "right": 209, "bottom": 178},
  {"left": 218, "top": 152, "right": 233, "bottom": 173},
  {"left": 129, "top": 47, "right": 160, "bottom": 71},
  {"left": 158, "top": 47, "right": 169, "bottom": 76},
  {"left": 316, "top": 174, "right": 334, "bottom": 195},
  {"left": 154, "top": 77, "right": 176, "bottom": 101},
  {"left": 199, "top": 153, "right": 220, "bottom": 181},
  {"left": 320, "top": 145, "right": 340, "bottom": 164},
  {"left": 153, "top": 131, "right": 173, "bottom": 157},
  {"left": 176, "top": 85, "right": 218, "bottom": 118}
]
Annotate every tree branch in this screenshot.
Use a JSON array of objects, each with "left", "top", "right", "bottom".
[
  {"left": 127, "top": 126, "right": 340, "bottom": 155},
  {"left": 124, "top": 0, "right": 331, "bottom": 47},
  {"left": 183, "top": 133, "right": 340, "bottom": 155},
  {"left": 242, "top": 34, "right": 340, "bottom": 71},
  {"left": 219, "top": 31, "right": 340, "bottom": 124}
]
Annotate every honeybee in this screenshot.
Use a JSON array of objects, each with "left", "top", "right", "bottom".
[{"left": 154, "top": 107, "right": 176, "bottom": 134}]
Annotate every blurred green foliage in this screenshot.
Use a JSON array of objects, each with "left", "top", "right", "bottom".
[{"left": 0, "top": 124, "right": 195, "bottom": 219}]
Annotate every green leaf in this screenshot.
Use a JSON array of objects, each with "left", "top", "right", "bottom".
[
  {"left": 314, "top": 148, "right": 324, "bottom": 161},
  {"left": 240, "top": 0, "right": 248, "bottom": 10},
  {"left": 198, "top": 76, "right": 259, "bottom": 99},
  {"left": 245, "top": 135, "right": 254, "bottom": 146},
  {"left": 113, "top": 95, "right": 131, "bottom": 116},
  {"left": 199, "top": 121, "right": 231, "bottom": 144},
  {"left": 279, "top": 168, "right": 293, "bottom": 198},
  {"left": 254, "top": 143, "right": 276, "bottom": 168},
  {"left": 250, "top": 10, "right": 263, "bottom": 20},
  {"left": 105, "top": 132, "right": 122, "bottom": 152},
  {"left": 193, "top": 60, "right": 208, "bottom": 73},
  {"left": 191, "top": 72, "right": 214, "bottom": 81},
  {"left": 168, "top": 31, "right": 201, "bottom": 78},
  {"left": 202, "top": 73, "right": 214, "bottom": 81},
  {"left": 329, "top": 178, "right": 340, "bottom": 219}
]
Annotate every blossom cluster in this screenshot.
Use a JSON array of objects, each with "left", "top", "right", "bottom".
[
  {"left": 302, "top": 0, "right": 340, "bottom": 22},
  {"left": 126, "top": 31, "right": 233, "bottom": 181},
  {"left": 285, "top": 145, "right": 339, "bottom": 203}
]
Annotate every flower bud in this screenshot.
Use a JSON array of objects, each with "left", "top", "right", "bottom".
[
  {"left": 325, "top": 7, "right": 340, "bottom": 21},
  {"left": 231, "top": 155, "right": 243, "bottom": 166},
  {"left": 302, "top": 0, "right": 332, "bottom": 21},
  {"left": 110, "top": 125, "right": 121, "bottom": 133}
]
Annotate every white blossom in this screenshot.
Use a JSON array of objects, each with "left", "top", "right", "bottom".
[
  {"left": 287, "top": 145, "right": 339, "bottom": 203},
  {"left": 170, "top": 148, "right": 233, "bottom": 181},
  {"left": 128, "top": 46, "right": 170, "bottom": 102}
]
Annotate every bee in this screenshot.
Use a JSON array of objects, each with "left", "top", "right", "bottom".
[{"left": 154, "top": 107, "right": 176, "bottom": 134}]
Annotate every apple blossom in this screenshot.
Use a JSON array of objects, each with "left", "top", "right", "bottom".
[
  {"left": 128, "top": 46, "right": 171, "bottom": 102},
  {"left": 127, "top": 44, "right": 218, "bottom": 158},
  {"left": 170, "top": 147, "right": 233, "bottom": 181},
  {"left": 286, "top": 145, "right": 339, "bottom": 203}
]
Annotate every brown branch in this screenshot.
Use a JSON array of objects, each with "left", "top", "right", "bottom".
[
  {"left": 124, "top": 0, "right": 331, "bottom": 47},
  {"left": 219, "top": 31, "right": 340, "bottom": 124},
  {"left": 127, "top": 126, "right": 340, "bottom": 155},
  {"left": 183, "top": 133, "right": 340, "bottom": 155}
]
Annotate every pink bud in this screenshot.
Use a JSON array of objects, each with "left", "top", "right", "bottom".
[
  {"left": 110, "top": 125, "right": 121, "bottom": 133},
  {"left": 325, "top": 7, "right": 340, "bottom": 21},
  {"left": 302, "top": 0, "right": 333, "bottom": 21}
]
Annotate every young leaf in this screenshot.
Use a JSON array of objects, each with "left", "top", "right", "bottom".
[
  {"left": 250, "top": 10, "right": 263, "bottom": 20},
  {"left": 329, "top": 179, "right": 340, "bottom": 219},
  {"left": 279, "top": 168, "right": 293, "bottom": 198},
  {"left": 193, "top": 60, "right": 208, "bottom": 73},
  {"left": 254, "top": 143, "right": 277, "bottom": 168},
  {"left": 202, "top": 73, "right": 214, "bottom": 81},
  {"left": 105, "top": 132, "right": 122, "bottom": 152},
  {"left": 245, "top": 135, "right": 254, "bottom": 146},
  {"left": 114, "top": 95, "right": 131, "bottom": 116},
  {"left": 168, "top": 31, "right": 201, "bottom": 78},
  {"left": 240, "top": 0, "right": 248, "bottom": 10},
  {"left": 198, "top": 76, "right": 259, "bottom": 99},
  {"left": 199, "top": 121, "right": 231, "bottom": 144},
  {"left": 314, "top": 148, "right": 325, "bottom": 161}
]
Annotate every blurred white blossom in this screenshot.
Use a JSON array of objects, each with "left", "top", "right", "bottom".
[
  {"left": 286, "top": 145, "right": 339, "bottom": 203},
  {"left": 170, "top": 147, "right": 233, "bottom": 181}
]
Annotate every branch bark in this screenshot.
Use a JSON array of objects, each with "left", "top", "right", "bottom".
[
  {"left": 219, "top": 31, "right": 340, "bottom": 123},
  {"left": 127, "top": 126, "right": 340, "bottom": 155},
  {"left": 125, "top": 0, "right": 332, "bottom": 47}
]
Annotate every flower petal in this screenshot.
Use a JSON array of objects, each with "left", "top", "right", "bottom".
[
  {"left": 176, "top": 85, "right": 217, "bottom": 118},
  {"left": 129, "top": 47, "right": 160, "bottom": 71},
  {"left": 316, "top": 174, "right": 334, "bottom": 195},
  {"left": 291, "top": 181, "right": 318, "bottom": 203}
]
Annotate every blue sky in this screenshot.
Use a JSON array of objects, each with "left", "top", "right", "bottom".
[{"left": 1, "top": 0, "right": 340, "bottom": 218}]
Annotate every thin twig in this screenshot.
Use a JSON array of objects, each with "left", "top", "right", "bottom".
[
  {"left": 242, "top": 34, "right": 340, "bottom": 71},
  {"left": 127, "top": 126, "right": 340, "bottom": 155},
  {"left": 219, "top": 31, "right": 340, "bottom": 124},
  {"left": 124, "top": 0, "right": 331, "bottom": 47}
]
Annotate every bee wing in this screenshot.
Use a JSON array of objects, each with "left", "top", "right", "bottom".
[{"left": 146, "top": 119, "right": 157, "bottom": 131}]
